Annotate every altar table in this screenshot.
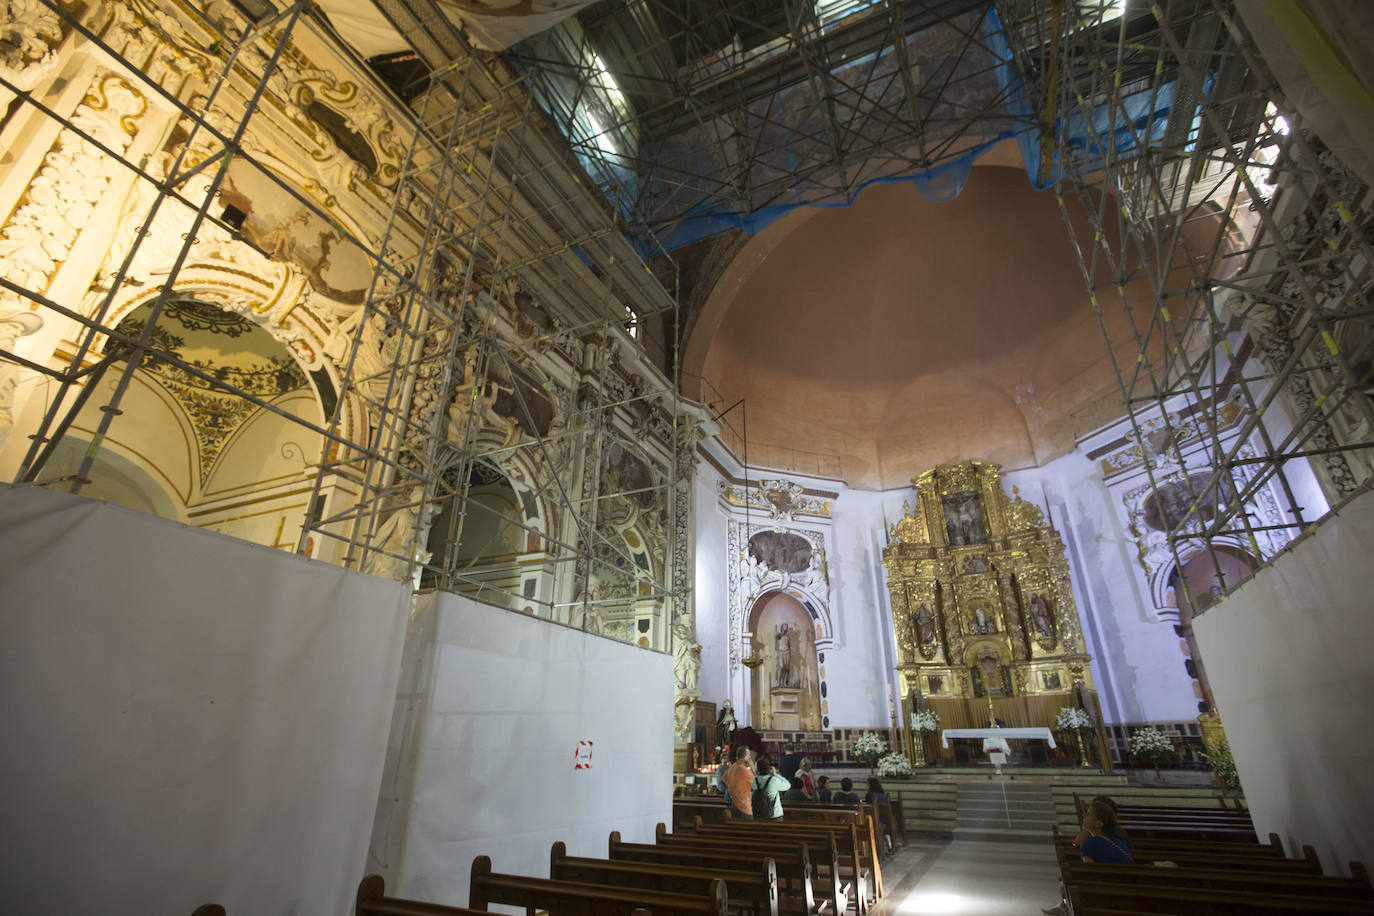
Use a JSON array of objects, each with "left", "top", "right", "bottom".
[{"left": 940, "top": 727, "right": 1057, "bottom": 754}]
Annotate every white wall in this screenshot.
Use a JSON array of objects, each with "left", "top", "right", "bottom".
[
  {"left": 0, "top": 486, "right": 410, "bottom": 916},
  {"left": 1193, "top": 486, "right": 1374, "bottom": 875},
  {"left": 1007, "top": 454, "right": 1200, "bottom": 725},
  {"left": 824, "top": 488, "right": 909, "bottom": 727},
  {"left": 373, "top": 591, "right": 674, "bottom": 910},
  {"left": 694, "top": 461, "right": 731, "bottom": 712}
]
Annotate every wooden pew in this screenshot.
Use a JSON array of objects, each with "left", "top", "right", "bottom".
[
  {"left": 1059, "top": 859, "right": 1372, "bottom": 900},
  {"left": 550, "top": 840, "right": 779, "bottom": 916},
  {"left": 354, "top": 874, "right": 500, "bottom": 915},
  {"left": 1066, "top": 880, "right": 1374, "bottom": 914},
  {"left": 645, "top": 826, "right": 838, "bottom": 915},
  {"left": 609, "top": 829, "right": 820, "bottom": 916},
  {"left": 470, "top": 855, "right": 728, "bottom": 916},
  {"left": 1054, "top": 839, "right": 1326, "bottom": 875},
  {"left": 692, "top": 817, "right": 875, "bottom": 911}
]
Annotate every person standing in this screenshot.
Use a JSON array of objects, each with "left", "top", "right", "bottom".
[
  {"left": 751, "top": 756, "right": 792, "bottom": 821},
  {"left": 797, "top": 757, "right": 817, "bottom": 799},
  {"left": 724, "top": 747, "right": 757, "bottom": 819},
  {"left": 779, "top": 743, "right": 802, "bottom": 779}
]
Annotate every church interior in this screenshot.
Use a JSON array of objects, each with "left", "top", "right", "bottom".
[{"left": 2, "top": 0, "right": 1373, "bottom": 913}]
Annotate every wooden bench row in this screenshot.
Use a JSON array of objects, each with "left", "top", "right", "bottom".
[{"left": 1054, "top": 804, "right": 1374, "bottom": 915}]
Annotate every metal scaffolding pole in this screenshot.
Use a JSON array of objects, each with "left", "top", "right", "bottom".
[{"left": 1001, "top": 0, "right": 1374, "bottom": 615}]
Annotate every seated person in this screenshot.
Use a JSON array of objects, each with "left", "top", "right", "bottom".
[
  {"left": 863, "top": 777, "right": 888, "bottom": 804},
  {"left": 815, "top": 774, "right": 833, "bottom": 802},
  {"left": 831, "top": 777, "right": 860, "bottom": 804},
  {"left": 782, "top": 776, "right": 808, "bottom": 802},
  {"left": 1041, "top": 796, "right": 1133, "bottom": 916},
  {"left": 1079, "top": 797, "right": 1133, "bottom": 864}
]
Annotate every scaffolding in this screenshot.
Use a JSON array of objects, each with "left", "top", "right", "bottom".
[
  {"left": 506, "top": 0, "right": 1036, "bottom": 250},
  {"left": 999, "top": 0, "right": 1374, "bottom": 613},
  {"left": 0, "top": 0, "right": 693, "bottom": 645},
  {"left": 7, "top": 0, "right": 1369, "bottom": 630}
]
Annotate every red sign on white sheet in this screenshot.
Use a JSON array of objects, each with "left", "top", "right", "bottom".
[{"left": 574, "top": 740, "right": 594, "bottom": 769}]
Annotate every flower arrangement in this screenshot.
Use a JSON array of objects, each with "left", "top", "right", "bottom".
[
  {"left": 1130, "top": 727, "right": 1176, "bottom": 770},
  {"left": 1056, "top": 707, "right": 1093, "bottom": 732},
  {"left": 876, "top": 752, "right": 914, "bottom": 778},
  {"left": 913, "top": 709, "right": 940, "bottom": 734},
  {"left": 853, "top": 731, "right": 887, "bottom": 769}
]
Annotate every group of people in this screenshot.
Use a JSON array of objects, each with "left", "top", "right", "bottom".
[{"left": 715, "top": 744, "right": 891, "bottom": 820}]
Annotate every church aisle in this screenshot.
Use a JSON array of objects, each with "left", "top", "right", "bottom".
[{"left": 871, "top": 838, "right": 1060, "bottom": 915}]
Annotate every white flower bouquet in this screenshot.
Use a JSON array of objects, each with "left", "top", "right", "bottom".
[
  {"left": 1130, "top": 727, "right": 1175, "bottom": 766},
  {"left": 913, "top": 709, "right": 940, "bottom": 734},
  {"left": 876, "top": 752, "right": 914, "bottom": 778},
  {"left": 853, "top": 731, "right": 886, "bottom": 767},
  {"left": 1056, "top": 706, "right": 1093, "bottom": 731}
]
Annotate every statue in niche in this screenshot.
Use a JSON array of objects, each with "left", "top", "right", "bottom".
[
  {"left": 913, "top": 602, "right": 938, "bottom": 646},
  {"left": 775, "top": 622, "right": 800, "bottom": 689},
  {"left": 979, "top": 651, "right": 1001, "bottom": 693},
  {"left": 1042, "top": 671, "right": 1063, "bottom": 690},
  {"left": 972, "top": 607, "right": 992, "bottom": 634},
  {"left": 926, "top": 675, "right": 944, "bottom": 694},
  {"left": 716, "top": 700, "right": 738, "bottom": 748},
  {"left": 1029, "top": 593, "right": 1054, "bottom": 639},
  {"left": 942, "top": 491, "right": 987, "bottom": 546},
  {"left": 962, "top": 555, "right": 988, "bottom": 574}
]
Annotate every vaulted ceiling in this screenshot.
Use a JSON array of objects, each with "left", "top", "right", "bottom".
[{"left": 687, "top": 164, "right": 1161, "bottom": 489}]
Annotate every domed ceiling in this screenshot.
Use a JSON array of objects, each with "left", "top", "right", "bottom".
[{"left": 687, "top": 165, "right": 1161, "bottom": 490}]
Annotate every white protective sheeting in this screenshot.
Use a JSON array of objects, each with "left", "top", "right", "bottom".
[
  {"left": 316, "top": 0, "right": 599, "bottom": 55},
  {"left": 371, "top": 590, "right": 673, "bottom": 909},
  {"left": 0, "top": 486, "right": 411, "bottom": 915},
  {"left": 1194, "top": 486, "right": 1374, "bottom": 875}
]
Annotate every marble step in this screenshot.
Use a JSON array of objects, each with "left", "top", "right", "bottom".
[{"left": 953, "top": 826, "right": 1054, "bottom": 844}]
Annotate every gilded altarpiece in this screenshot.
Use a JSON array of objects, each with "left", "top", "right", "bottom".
[{"left": 883, "top": 461, "right": 1108, "bottom": 766}]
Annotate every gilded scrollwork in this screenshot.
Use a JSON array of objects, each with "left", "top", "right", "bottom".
[{"left": 886, "top": 460, "right": 1093, "bottom": 700}]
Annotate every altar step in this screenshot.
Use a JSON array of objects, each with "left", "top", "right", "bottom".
[{"left": 953, "top": 783, "right": 1056, "bottom": 844}]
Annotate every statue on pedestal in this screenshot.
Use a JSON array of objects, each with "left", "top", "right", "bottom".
[{"left": 775, "top": 622, "right": 799, "bottom": 688}]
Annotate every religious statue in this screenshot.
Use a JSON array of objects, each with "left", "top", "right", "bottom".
[
  {"left": 979, "top": 651, "right": 1000, "bottom": 693},
  {"left": 972, "top": 607, "right": 991, "bottom": 634},
  {"left": 774, "top": 622, "right": 799, "bottom": 688},
  {"left": 366, "top": 487, "right": 435, "bottom": 585},
  {"left": 1029, "top": 593, "right": 1054, "bottom": 638},
  {"left": 715, "top": 700, "right": 738, "bottom": 748},
  {"left": 913, "top": 603, "right": 937, "bottom": 646},
  {"left": 672, "top": 619, "right": 701, "bottom": 691}
]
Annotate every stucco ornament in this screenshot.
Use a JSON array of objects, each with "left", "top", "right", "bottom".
[{"left": 0, "top": 309, "right": 44, "bottom": 448}]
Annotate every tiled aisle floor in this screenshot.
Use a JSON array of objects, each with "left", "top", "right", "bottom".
[{"left": 871, "top": 839, "right": 1061, "bottom": 915}]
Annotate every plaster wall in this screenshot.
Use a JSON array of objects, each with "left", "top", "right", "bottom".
[
  {"left": 375, "top": 591, "right": 673, "bottom": 909},
  {"left": 822, "top": 487, "right": 910, "bottom": 727},
  {"left": 1193, "top": 485, "right": 1374, "bottom": 875},
  {"left": 694, "top": 459, "right": 731, "bottom": 712},
  {"left": 1005, "top": 453, "right": 1201, "bottom": 725},
  {"left": 0, "top": 486, "right": 410, "bottom": 916}
]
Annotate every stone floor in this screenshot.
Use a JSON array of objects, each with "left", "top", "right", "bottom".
[{"left": 870, "top": 837, "right": 1061, "bottom": 915}]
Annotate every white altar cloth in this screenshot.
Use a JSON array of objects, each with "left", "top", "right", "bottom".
[{"left": 940, "top": 727, "right": 1057, "bottom": 753}]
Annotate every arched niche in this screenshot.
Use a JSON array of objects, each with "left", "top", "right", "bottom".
[
  {"left": 45, "top": 299, "right": 322, "bottom": 548},
  {"left": 1161, "top": 543, "right": 1260, "bottom": 615},
  {"left": 746, "top": 590, "right": 822, "bottom": 731}
]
